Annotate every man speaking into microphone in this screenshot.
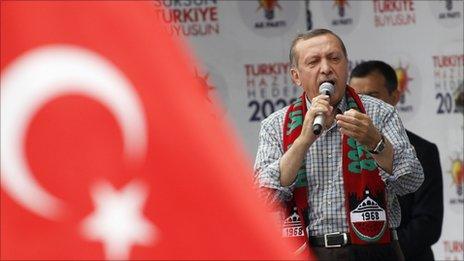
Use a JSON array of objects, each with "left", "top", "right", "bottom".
[{"left": 254, "top": 29, "right": 424, "bottom": 260}]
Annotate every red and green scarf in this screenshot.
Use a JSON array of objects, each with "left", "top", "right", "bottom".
[{"left": 281, "top": 86, "right": 391, "bottom": 246}]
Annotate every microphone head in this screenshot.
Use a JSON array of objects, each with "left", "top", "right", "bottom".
[{"left": 319, "top": 82, "right": 335, "bottom": 96}]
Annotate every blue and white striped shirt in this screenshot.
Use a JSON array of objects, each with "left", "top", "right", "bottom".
[{"left": 254, "top": 93, "right": 424, "bottom": 237}]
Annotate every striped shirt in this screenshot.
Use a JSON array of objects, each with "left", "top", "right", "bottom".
[{"left": 254, "top": 93, "right": 424, "bottom": 237}]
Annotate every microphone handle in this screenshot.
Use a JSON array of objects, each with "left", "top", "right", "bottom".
[
  {"left": 312, "top": 84, "right": 333, "bottom": 135},
  {"left": 313, "top": 113, "right": 324, "bottom": 135}
]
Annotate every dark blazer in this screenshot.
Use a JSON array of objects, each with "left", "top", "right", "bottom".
[{"left": 397, "top": 130, "right": 444, "bottom": 261}]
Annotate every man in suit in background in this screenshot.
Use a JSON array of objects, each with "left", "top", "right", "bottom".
[{"left": 349, "top": 60, "right": 444, "bottom": 261}]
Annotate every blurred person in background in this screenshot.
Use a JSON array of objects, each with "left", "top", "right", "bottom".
[{"left": 350, "top": 60, "right": 443, "bottom": 261}]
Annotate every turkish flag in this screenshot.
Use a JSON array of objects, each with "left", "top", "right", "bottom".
[{"left": 0, "top": 2, "right": 298, "bottom": 259}]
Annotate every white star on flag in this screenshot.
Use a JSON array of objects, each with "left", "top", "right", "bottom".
[{"left": 80, "top": 180, "right": 157, "bottom": 260}]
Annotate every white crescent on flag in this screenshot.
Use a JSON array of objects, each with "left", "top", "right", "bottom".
[{"left": 0, "top": 45, "right": 147, "bottom": 220}]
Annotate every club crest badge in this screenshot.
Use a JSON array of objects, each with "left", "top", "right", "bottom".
[
  {"left": 350, "top": 190, "right": 387, "bottom": 242},
  {"left": 282, "top": 207, "right": 305, "bottom": 238}
]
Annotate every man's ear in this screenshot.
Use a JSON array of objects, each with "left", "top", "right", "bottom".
[
  {"left": 290, "top": 67, "right": 301, "bottom": 86},
  {"left": 391, "top": 89, "right": 401, "bottom": 106}
]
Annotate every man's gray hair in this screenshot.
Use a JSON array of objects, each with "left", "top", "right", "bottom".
[{"left": 289, "top": 28, "right": 348, "bottom": 68}]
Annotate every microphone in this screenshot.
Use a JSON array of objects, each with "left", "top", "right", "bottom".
[{"left": 312, "top": 82, "right": 335, "bottom": 135}]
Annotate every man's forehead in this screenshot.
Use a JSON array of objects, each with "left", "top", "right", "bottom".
[
  {"left": 295, "top": 35, "right": 344, "bottom": 55},
  {"left": 351, "top": 73, "right": 386, "bottom": 90}
]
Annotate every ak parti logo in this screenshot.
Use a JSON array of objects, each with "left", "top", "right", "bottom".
[
  {"left": 446, "top": 153, "right": 464, "bottom": 211},
  {"left": 333, "top": 0, "right": 350, "bottom": 17},
  {"left": 194, "top": 69, "right": 216, "bottom": 102},
  {"left": 238, "top": 0, "right": 299, "bottom": 37},
  {"left": 257, "top": 0, "right": 282, "bottom": 20},
  {"left": 429, "top": 0, "right": 463, "bottom": 28},
  {"left": 450, "top": 157, "right": 463, "bottom": 196},
  {"left": 395, "top": 61, "right": 413, "bottom": 104},
  {"left": 193, "top": 66, "right": 229, "bottom": 111},
  {"left": 320, "top": 0, "right": 360, "bottom": 33},
  {"left": 447, "top": 153, "right": 464, "bottom": 210},
  {"left": 445, "top": 0, "right": 453, "bottom": 11},
  {"left": 390, "top": 56, "right": 422, "bottom": 119}
]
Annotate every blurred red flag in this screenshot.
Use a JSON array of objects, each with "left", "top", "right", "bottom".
[{"left": 0, "top": 2, "right": 297, "bottom": 259}]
